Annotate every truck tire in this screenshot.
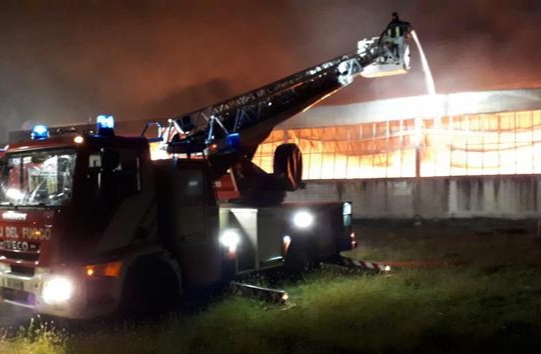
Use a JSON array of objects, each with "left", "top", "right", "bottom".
[
  {"left": 273, "top": 143, "right": 303, "bottom": 191},
  {"left": 120, "top": 259, "right": 181, "bottom": 318}
]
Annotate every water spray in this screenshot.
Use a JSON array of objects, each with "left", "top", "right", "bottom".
[{"left": 409, "top": 29, "right": 439, "bottom": 153}]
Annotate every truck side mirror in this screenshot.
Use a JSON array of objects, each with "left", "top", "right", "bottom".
[{"left": 102, "top": 150, "right": 120, "bottom": 172}]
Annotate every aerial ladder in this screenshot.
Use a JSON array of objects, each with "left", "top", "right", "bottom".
[{"left": 143, "top": 16, "right": 412, "bottom": 206}]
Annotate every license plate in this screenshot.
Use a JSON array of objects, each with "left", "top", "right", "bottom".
[{"left": 5, "top": 278, "right": 23, "bottom": 290}]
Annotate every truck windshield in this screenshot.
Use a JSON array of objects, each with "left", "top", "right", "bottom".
[{"left": 0, "top": 149, "right": 76, "bottom": 207}]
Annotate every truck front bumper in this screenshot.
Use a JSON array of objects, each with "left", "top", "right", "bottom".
[{"left": 0, "top": 263, "right": 121, "bottom": 319}]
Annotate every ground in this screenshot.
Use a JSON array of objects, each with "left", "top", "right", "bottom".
[{"left": 350, "top": 218, "right": 541, "bottom": 267}]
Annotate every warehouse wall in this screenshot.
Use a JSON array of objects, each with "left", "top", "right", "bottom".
[{"left": 285, "top": 176, "right": 541, "bottom": 219}]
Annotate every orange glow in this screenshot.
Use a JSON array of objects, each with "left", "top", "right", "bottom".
[
  {"left": 103, "top": 261, "right": 122, "bottom": 277},
  {"left": 84, "top": 261, "right": 122, "bottom": 279},
  {"left": 253, "top": 110, "right": 541, "bottom": 179}
]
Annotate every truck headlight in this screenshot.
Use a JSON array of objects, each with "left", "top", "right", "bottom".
[
  {"left": 42, "top": 276, "right": 74, "bottom": 305},
  {"left": 293, "top": 211, "right": 314, "bottom": 229}
]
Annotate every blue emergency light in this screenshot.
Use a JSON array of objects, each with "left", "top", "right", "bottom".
[
  {"left": 226, "top": 132, "right": 241, "bottom": 150},
  {"left": 96, "top": 115, "right": 115, "bottom": 136},
  {"left": 31, "top": 125, "right": 49, "bottom": 140}
]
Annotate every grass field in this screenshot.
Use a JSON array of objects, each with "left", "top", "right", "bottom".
[{"left": 2, "top": 219, "right": 541, "bottom": 354}]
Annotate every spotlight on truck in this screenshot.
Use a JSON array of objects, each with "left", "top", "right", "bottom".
[
  {"left": 42, "top": 276, "right": 74, "bottom": 305},
  {"left": 292, "top": 211, "right": 314, "bottom": 229},
  {"left": 219, "top": 229, "right": 241, "bottom": 254},
  {"left": 343, "top": 202, "right": 352, "bottom": 215}
]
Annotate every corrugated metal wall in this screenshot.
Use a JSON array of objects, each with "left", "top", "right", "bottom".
[{"left": 254, "top": 110, "right": 541, "bottom": 180}]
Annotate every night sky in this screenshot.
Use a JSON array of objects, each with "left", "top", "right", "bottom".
[{"left": 1, "top": 0, "right": 540, "bottom": 142}]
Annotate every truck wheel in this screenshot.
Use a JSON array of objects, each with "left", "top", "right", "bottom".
[
  {"left": 273, "top": 143, "right": 303, "bottom": 191},
  {"left": 120, "top": 260, "right": 181, "bottom": 318}
]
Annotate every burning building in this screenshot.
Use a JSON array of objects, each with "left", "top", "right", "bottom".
[{"left": 253, "top": 88, "right": 541, "bottom": 219}]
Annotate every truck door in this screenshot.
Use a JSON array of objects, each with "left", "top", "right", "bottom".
[
  {"left": 85, "top": 146, "right": 157, "bottom": 253},
  {"left": 154, "top": 159, "right": 221, "bottom": 287}
]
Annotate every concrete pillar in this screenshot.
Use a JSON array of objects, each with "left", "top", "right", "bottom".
[
  {"left": 483, "top": 179, "right": 496, "bottom": 214},
  {"left": 448, "top": 179, "right": 458, "bottom": 216}
]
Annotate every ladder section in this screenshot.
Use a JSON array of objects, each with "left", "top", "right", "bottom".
[{"left": 165, "top": 37, "right": 395, "bottom": 155}]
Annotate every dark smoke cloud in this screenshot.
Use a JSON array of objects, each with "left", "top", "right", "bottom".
[{"left": 0, "top": 0, "right": 540, "bottom": 142}]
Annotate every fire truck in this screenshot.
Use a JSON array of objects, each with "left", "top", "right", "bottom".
[{"left": 0, "top": 17, "right": 411, "bottom": 319}]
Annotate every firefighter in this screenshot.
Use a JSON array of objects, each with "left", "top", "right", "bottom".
[
  {"left": 385, "top": 12, "right": 412, "bottom": 38},
  {"left": 380, "top": 12, "right": 411, "bottom": 63}
]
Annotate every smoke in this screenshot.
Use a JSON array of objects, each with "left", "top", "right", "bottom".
[
  {"left": 0, "top": 0, "right": 539, "bottom": 142},
  {"left": 413, "top": 0, "right": 541, "bottom": 93},
  {"left": 0, "top": 0, "right": 301, "bottom": 136}
]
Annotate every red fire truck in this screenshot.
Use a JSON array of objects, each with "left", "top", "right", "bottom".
[{"left": 0, "top": 18, "right": 411, "bottom": 319}]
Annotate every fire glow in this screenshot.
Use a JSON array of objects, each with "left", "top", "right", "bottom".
[{"left": 253, "top": 108, "right": 541, "bottom": 179}]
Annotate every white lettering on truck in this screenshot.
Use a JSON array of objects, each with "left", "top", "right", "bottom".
[
  {"left": 2, "top": 211, "right": 27, "bottom": 221},
  {"left": 0, "top": 240, "right": 29, "bottom": 251},
  {"left": 0, "top": 226, "right": 52, "bottom": 240},
  {"left": 5, "top": 227, "right": 19, "bottom": 239}
]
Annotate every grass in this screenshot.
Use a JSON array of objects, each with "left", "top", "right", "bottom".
[{"left": 3, "top": 219, "right": 541, "bottom": 354}]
